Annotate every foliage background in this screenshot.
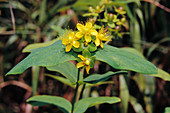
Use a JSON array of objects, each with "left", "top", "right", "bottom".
[{"left": 0, "top": 0, "right": 170, "bottom": 113}]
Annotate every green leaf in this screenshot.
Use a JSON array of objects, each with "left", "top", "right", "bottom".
[
  {"left": 108, "top": 22, "right": 116, "bottom": 28},
  {"left": 6, "top": 40, "right": 77, "bottom": 76},
  {"left": 86, "top": 81, "right": 114, "bottom": 88},
  {"left": 22, "top": 38, "right": 59, "bottom": 53},
  {"left": 82, "top": 49, "right": 91, "bottom": 58},
  {"left": 89, "top": 56, "right": 96, "bottom": 68},
  {"left": 27, "top": 95, "right": 71, "bottom": 113},
  {"left": 39, "top": 0, "right": 47, "bottom": 24},
  {"left": 49, "top": 0, "right": 68, "bottom": 16},
  {"left": 45, "top": 74, "right": 75, "bottom": 88},
  {"left": 129, "top": 96, "right": 145, "bottom": 113},
  {"left": 84, "top": 71, "right": 127, "bottom": 84},
  {"left": 120, "top": 47, "right": 144, "bottom": 58},
  {"left": 88, "top": 43, "right": 97, "bottom": 52},
  {"left": 149, "top": 68, "right": 170, "bottom": 81},
  {"left": 46, "top": 62, "right": 83, "bottom": 83},
  {"left": 73, "top": 43, "right": 83, "bottom": 52},
  {"left": 97, "top": 19, "right": 108, "bottom": 23},
  {"left": 131, "top": 18, "right": 141, "bottom": 51},
  {"left": 51, "top": 25, "right": 65, "bottom": 36},
  {"left": 74, "top": 97, "right": 121, "bottom": 113},
  {"left": 10, "top": 1, "right": 29, "bottom": 13},
  {"left": 72, "top": 0, "right": 99, "bottom": 11},
  {"left": 164, "top": 107, "right": 170, "bottom": 113},
  {"left": 110, "top": 0, "right": 140, "bottom": 5},
  {"left": 147, "top": 38, "right": 170, "bottom": 57},
  {"left": 120, "top": 75, "right": 129, "bottom": 113},
  {"left": 94, "top": 25, "right": 102, "bottom": 29},
  {"left": 83, "top": 13, "right": 98, "bottom": 17},
  {"left": 95, "top": 44, "right": 157, "bottom": 74}
]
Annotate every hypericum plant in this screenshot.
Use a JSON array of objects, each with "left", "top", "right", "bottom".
[
  {"left": 5, "top": 19, "right": 157, "bottom": 113},
  {"left": 83, "top": 0, "right": 129, "bottom": 39}
]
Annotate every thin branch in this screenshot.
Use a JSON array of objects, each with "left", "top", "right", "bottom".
[
  {"left": 142, "top": 0, "right": 170, "bottom": 13},
  {"left": 9, "top": 0, "right": 16, "bottom": 34}
]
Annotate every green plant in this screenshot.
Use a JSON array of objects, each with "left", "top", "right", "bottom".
[
  {"left": 5, "top": 18, "right": 158, "bottom": 112},
  {"left": 3, "top": 0, "right": 170, "bottom": 113}
]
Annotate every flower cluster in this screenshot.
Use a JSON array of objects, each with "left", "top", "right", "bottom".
[
  {"left": 62, "top": 22, "right": 110, "bottom": 74},
  {"left": 83, "top": 0, "right": 128, "bottom": 39}
]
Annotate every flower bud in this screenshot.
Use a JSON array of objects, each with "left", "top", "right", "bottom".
[
  {"left": 108, "top": 13, "right": 114, "bottom": 21},
  {"left": 121, "top": 17, "right": 126, "bottom": 23},
  {"left": 118, "top": 7, "right": 124, "bottom": 11},
  {"left": 115, "top": 26, "right": 121, "bottom": 31},
  {"left": 89, "top": 18, "right": 95, "bottom": 24},
  {"left": 96, "top": 6, "right": 100, "bottom": 11},
  {"left": 88, "top": 6, "right": 94, "bottom": 12}
]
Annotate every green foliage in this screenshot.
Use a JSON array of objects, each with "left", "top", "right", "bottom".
[
  {"left": 120, "top": 47, "right": 144, "bottom": 58},
  {"left": 129, "top": 96, "right": 145, "bottom": 113},
  {"left": 2, "top": 0, "right": 170, "bottom": 113},
  {"left": 5, "top": 40, "right": 77, "bottom": 76},
  {"left": 149, "top": 68, "right": 170, "bottom": 81},
  {"left": 58, "top": 0, "right": 99, "bottom": 12},
  {"left": 45, "top": 74, "right": 75, "bottom": 88},
  {"left": 27, "top": 95, "right": 72, "bottom": 113},
  {"left": 95, "top": 44, "right": 157, "bottom": 74},
  {"left": 84, "top": 71, "right": 127, "bottom": 84},
  {"left": 164, "top": 107, "right": 170, "bottom": 113},
  {"left": 27, "top": 95, "right": 121, "bottom": 113},
  {"left": 22, "top": 38, "right": 59, "bottom": 53},
  {"left": 74, "top": 97, "right": 121, "bottom": 113},
  {"left": 46, "top": 62, "right": 83, "bottom": 83},
  {"left": 119, "top": 75, "right": 129, "bottom": 113},
  {"left": 6, "top": 40, "right": 157, "bottom": 76}
]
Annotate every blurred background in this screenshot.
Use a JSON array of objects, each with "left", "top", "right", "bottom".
[{"left": 0, "top": 0, "right": 170, "bottom": 113}]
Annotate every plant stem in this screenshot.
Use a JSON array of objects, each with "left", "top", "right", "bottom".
[
  {"left": 79, "top": 84, "right": 86, "bottom": 100},
  {"left": 79, "top": 70, "right": 88, "bottom": 100},
  {"left": 71, "top": 68, "right": 80, "bottom": 113}
]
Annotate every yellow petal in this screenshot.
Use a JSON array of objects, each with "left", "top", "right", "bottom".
[
  {"left": 65, "top": 44, "right": 72, "bottom": 52},
  {"left": 98, "top": 34, "right": 104, "bottom": 39},
  {"left": 90, "top": 29, "right": 98, "bottom": 36},
  {"left": 73, "top": 41, "right": 80, "bottom": 48},
  {"left": 76, "top": 62, "right": 85, "bottom": 68},
  {"left": 77, "top": 23, "right": 85, "bottom": 31},
  {"left": 95, "top": 38, "right": 100, "bottom": 46},
  {"left": 85, "top": 65, "right": 90, "bottom": 74},
  {"left": 85, "top": 35, "right": 91, "bottom": 43},
  {"left": 76, "top": 32, "right": 84, "bottom": 39},
  {"left": 68, "top": 32, "right": 75, "bottom": 41},
  {"left": 85, "top": 22, "right": 92, "bottom": 29},
  {"left": 100, "top": 36, "right": 108, "bottom": 41},
  {"left": 62, "top": 38, "right": 69, "bottom": 45},
  {"left": 78, "top": 55, "right": 86, "bottom": 61},
  {"left": 100, "top": 41, "right": 104, "bottom": 48}
]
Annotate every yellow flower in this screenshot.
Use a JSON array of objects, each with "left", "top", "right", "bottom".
[
  {"left": 62, "top": 31, "right": 80, "bottom": 52},
  {"left": 76, "top": 55, "right": 91, "bottom": 74},
  {"left": 76, "top": 22, "right": 98, "bottom": 43},
  {"left": 95, "top": 28, "right": 109, "bottom": 48}
]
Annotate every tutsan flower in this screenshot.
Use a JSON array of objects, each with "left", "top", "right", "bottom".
[
  {"left": 76, "top": 55, "right": 91, "bottom": 74},
  {"left": 95, "top": 27, "right": 109, "bottom": 48},
  {"left": 62, "top": 31, "right": 80, "bottom": 52},
  {"left": 76, "top": 22, "right": 98, "bottom": 43}
]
